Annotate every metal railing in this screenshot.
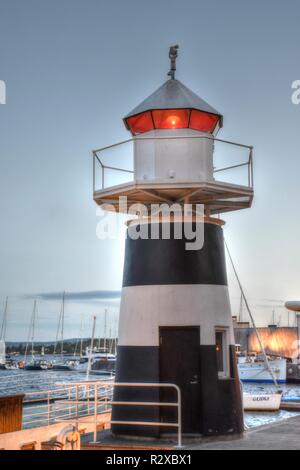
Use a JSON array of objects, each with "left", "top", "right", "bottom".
[
  {"left": 55, "top": 381, "right": 183, "bottom": 448},
  {"left": 92, "top": 135, "right": 253, "bottom": 193},
  {"left": 22, "top": 379, "right": 114, "bottom": 429}
]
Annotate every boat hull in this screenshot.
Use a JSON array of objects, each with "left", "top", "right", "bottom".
[
  {"left": 238, "top": 359, "right": 287, "bottom": 384},
  {"left": 243, "top": 393, "right": 282, "bottom": 411}
]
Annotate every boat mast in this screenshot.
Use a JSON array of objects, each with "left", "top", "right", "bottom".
[
  {"left": 86, "top": 315, "right": 97, "bottom": 381},
  {"left": 54, "top": 291, "right": 65, "bottom": 357},
  {"left": 238, "top": 293, "right": 243, "bottom": 323},
  {"left": 0, "top": 297, "right": 8, "bottom": 342},
  {"left": 60, "top": 291, "right": 65, "bottom": 357},
  {"left": 74, "top": 315, "right": 84, "bottom": 358},
  {"left": 25, "top": 300, "right": 37, "bottom": 361},
  {"left": 31, "top": 300, "right": 37, "bottom": 359},
  {"left": 80, "top": 317, "right": 84, "bottom": 358},
  {"left": 104, "top": 309, "right": 107, "bottom": 353},
  {"left": 225, "top": 241, "right": 280, "bottom": 389}
]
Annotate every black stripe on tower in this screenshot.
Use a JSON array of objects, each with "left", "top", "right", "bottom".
[
  {"left": 123, "top": 222, "right": 227, "bottom": 287},
  {"left": 112, "top": 346, "right": 160, "bottom": 438},
  {"left": 112, "top": 345, "right": 243, "bottom": 437}
]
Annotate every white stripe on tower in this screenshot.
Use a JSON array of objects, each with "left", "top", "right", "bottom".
[{"left": 118, "top": 284, "right": 235, "bottom": 346}]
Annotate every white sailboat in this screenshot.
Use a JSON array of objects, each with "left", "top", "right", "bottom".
[
  {"left": 243, "top": 391, "right": 282, "bottom": 411},
  {"left": 0, "top": 297, "right": 7, "bottom": 369},
  {"left": 226, "top": 243, "right": 283, "bottom": 411},
  {"left": 0, "top": 340, "right": 5, "bottom": 369},
  {"left": 0, "top": 297, "right": 18, "bottom": 370},
  {"left": 25, "top": 300, "right": 48, "bottom": 370},
  {"left": 52, "top": 292, "right": 79, "bottom": 371},
  {"left": 238, "top": 356, "right": 286, "bottom": 384}
]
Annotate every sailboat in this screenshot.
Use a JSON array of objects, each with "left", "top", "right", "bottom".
[
  {"left": 0, "top": 340, "right": 6, "bottom": 370},
  {"left": 52, "top": 292, "right": 79, "bottom": 371},
  {"left": 81, "top": 309, "right": 116, "bottom": 374},
  {"left": 0, "top": 297, "right": 8, "bottom": 370},
  {"left": 0, "top": 297, "right": 19, "bottom": 370},
  {"left": 25, "top": 300, "right": 48, "bottom": 371},
  {"left": 237, "top": 300, "right": 286, "bottom": 383},
  {"left": 226, "top": 243, "right": 283, "bottom": 411}
]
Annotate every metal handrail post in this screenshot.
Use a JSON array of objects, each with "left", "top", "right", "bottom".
[
  {"left": 68, "top": 387, "right": 71, "bottom": 417},
  {"left": 92, "top": 151, "right": 96, "bottom": 193},
  {"left": 250, "top": 147, "right": 254, "bottom": 188},
  {"left": 47, "top": 391, "right": 50, "bottom": 426},
  {"left": 93, "top": 382, "right": 98, "bottom": 443},
  {"left": 176, "top": 386, "right": 182, "bottom": 448},
  {"left": 75, "top": 384, "right": 79, "bottom": 431}
]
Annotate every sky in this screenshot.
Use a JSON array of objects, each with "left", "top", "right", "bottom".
[{"left": 0, "top": 0, "right": 300, "bottom": 340}]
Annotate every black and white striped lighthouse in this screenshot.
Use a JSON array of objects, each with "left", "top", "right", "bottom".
[{"left": 93, "top": 46, "right": 254, "bottom": 438}]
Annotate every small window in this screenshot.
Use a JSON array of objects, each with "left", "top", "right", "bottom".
[{"left": 215, "top": 329, "right": 229, "bottom": 378}]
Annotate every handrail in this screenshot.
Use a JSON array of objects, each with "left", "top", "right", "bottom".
[
  {"left": 92, "top": 135, "right": 253, "bottom": 154},
  {"left": 55, "top": 381, "right": 183, "bottom": 449},
  {"left": 92, "top": 134, "right": 254, "bottom": 193},
  {"left": 20, "top": 380, "right": 182, "bottom": 447}
]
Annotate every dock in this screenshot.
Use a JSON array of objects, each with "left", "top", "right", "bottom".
[{"left": 186, "top": 415, "right": 300, "bottom": 450}]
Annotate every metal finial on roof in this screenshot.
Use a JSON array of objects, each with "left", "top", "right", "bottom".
[{"left": 168, "top": 45, "right": 179, "bottom": 80}]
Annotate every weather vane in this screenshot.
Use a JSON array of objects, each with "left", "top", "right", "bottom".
[{"left": 168, "top": 45, "right": 179, "bottom": 80}]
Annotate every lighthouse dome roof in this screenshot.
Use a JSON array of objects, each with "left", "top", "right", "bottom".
[{"left": 125, "top": 79, "right": 221, "bottom": 118}]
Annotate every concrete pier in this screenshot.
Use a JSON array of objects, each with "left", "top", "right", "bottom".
[{"left": 186, "top": 415, "right": 300, "bottom": 450}]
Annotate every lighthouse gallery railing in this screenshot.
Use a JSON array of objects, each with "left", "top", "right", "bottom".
[{"left": 92, "top": 135, "right": 254, "bottom": 193}]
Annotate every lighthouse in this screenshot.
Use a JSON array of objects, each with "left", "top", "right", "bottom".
[{"left": 93, "top": 46, "right": 254, "bottom": 438}]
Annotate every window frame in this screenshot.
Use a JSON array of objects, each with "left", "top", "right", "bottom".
[{"left": 215, "top": 327, "right": 230, "bottom": 379}]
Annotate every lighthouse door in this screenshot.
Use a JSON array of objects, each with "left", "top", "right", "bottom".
[{"left": 159, "top": 326, "right": 201, "bottom": 435}]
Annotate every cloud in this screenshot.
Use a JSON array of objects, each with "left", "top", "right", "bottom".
[{"left": 32, "top": 290, "right": 121, "bottom": 302}]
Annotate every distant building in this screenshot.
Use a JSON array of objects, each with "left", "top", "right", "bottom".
[{"left": 234, "top": 323, "right": 298, "bottom": 359}]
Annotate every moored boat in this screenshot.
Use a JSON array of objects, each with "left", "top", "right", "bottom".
[
  {"left": 243, "top": 392, "right": 282, "bottom": 411},
  {"left": 25, "top": 360, "right": 48, "bottom": 371},
  {"left": 4, "top": 360, "right": 19, "bottom": 370},
  {"left": 238, "top": 356, "right": 287, "bottom": 383},
  {"left": 51, "top": 360, "right": 79, "bottom": 371}
]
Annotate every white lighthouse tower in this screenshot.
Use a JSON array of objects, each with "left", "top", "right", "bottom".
[{"left": 93, "top": 46, "right": 254, "bottom": 438}]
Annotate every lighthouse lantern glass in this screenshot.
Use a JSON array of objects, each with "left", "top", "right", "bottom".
[
  {"left": 126, "top": 111, "right": 154, "bottom": 134},
  {"left": 126, "top": 109, "right": 220, "bottom": 135},
  {"left": 189, "top": 110, "right": 220, "bottom": 133},
  {"left": 152, "top": 109, "right": 189, "bottom": 129}
]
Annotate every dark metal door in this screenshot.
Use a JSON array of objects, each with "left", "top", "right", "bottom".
[{"left": 159, "top": 326, "right": 201, "bottom": 435}]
